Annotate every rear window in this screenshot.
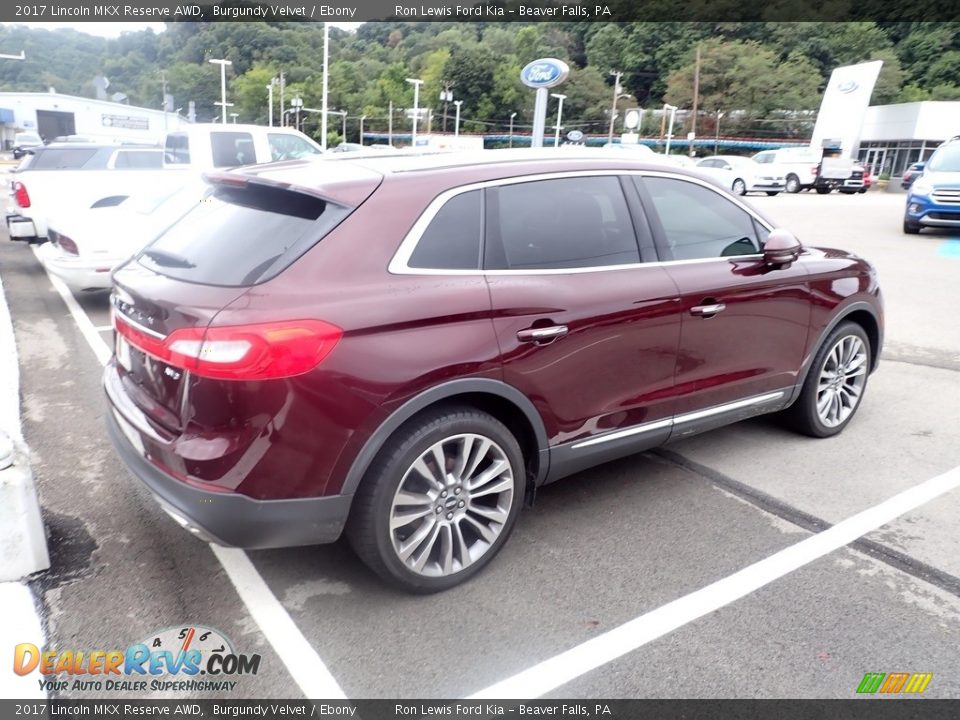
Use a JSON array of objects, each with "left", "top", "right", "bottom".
[
  {"left": 137, "top": 182, "right": 350, "bottom": 287},
  {"left": 27, "top": 148, "right": 99, "bottom": 169}
]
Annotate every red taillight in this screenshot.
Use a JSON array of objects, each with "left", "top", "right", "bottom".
[
  {"left": 13, "top": 181, "right": 30, "bottom": 208},
  {"left": 57, "top": 235, "right": 79, "bottom": 255},
  {"left": 114, "top": 316, "right": 342, "bottom": 381}
]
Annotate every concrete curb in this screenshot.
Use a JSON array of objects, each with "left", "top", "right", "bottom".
[{"left": 0, "top": 262, "right": 50, "bottom": 581}]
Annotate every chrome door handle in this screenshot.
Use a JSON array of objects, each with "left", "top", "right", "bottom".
[
  {"left": 690, "top": 303, "right": 726, "bottom": 317},
  {"left": 517, "top": 325, "right": 569, "bottom": 344}
]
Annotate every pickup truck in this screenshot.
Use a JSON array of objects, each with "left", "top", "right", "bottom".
[{"left": 6, "top": 124, "right": 323, "bottom": 243}]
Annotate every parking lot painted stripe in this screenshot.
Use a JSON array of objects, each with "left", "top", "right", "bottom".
[
  {"left": 468, "top": 464, "right": 960, "bottom": 699},
  {"left": 32, "top": 246, "right": 112, "bottom": 366},
  {"left": 937, "top": 239, "right": 960, "bottom": 258},
  {"left": 211, "top": 547, "right": 346, "bottom": 699},
  {"left": 33, "top": 251, "right": 348, "bottom": 700}
]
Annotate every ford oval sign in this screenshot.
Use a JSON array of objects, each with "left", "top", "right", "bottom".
[
  {"left": 837, "top": 79, "right": 859, "bottom": 94},
  {"left": 520, "top": 58, "right": 570, "bottom": 89}
]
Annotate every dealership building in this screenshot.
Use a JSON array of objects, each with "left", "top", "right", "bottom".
[
  {"left": 0, "top": 92, "right": 188, "bottom": 149},
  {"left": 856, "top": 101, "right": 960, "bottom": 177}
]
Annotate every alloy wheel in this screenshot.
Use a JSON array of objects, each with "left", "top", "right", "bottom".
[
  {"left": 389, "top": 433, "right": 515, "bottom": 577},
  {"left": 816, "top": 335, "right": 868, "bottom": 428}
]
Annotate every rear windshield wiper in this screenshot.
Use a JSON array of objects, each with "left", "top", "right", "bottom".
[{"left": 142, "top": 248, "right": 196, "bottom": 268}]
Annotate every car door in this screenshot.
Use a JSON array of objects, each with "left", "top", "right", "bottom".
[
  {"left": 483, "top": 174, "right": 682, "bottom": 478},
  {"left": 633, "top": 173, "right": 812, "bottom": 437}
]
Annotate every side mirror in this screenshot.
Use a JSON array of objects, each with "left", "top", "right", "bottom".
[{"left": 763, "top": 228, "right": 801, "bottom": 267}]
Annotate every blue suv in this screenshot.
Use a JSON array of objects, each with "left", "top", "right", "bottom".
[{"left": 904, "top": 137, "right": 960, "bottom": 234}]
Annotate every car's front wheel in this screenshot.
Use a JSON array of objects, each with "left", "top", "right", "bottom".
[
  {"left": 785, "top": 175, "right": 801, "bottom": 193},
  {"left": 785, "top": 322, "right": 871, "bottom": 438},
  {"left": 903, "top": 218, "right": 921, "bottom": 234},
  {"left": 348, "top": 407, "right": 525, "bottom": 593}
]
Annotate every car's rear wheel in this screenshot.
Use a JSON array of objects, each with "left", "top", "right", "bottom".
[
  {"left": 785, "top": 322, "right": 871, "bottom": 438},
  {"left": 785, "top": 175, "right": 801, "bottom": 193},
  {"left": 347, "top": 407, "right": 525, "bottom": 593},
  {"left": 903, "top": 218, "right": 921, "bottom": 234},
  {"left": 732, "top": 178, "right": 747, "bottom": 195}
]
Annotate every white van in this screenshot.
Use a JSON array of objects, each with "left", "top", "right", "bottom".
[{"left": 751, "top": 147, "right": 821, "bottom": 193}]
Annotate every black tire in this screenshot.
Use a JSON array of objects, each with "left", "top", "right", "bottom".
[
  {"left": 785, "top": 175, "right": 801, "bottom": 193},
  {"left": 347, "top": 406, "right": 525, "bottom": 593},
  {"left": 783, "top": 321, "right": 871, "bottom": 438},
  {"left": 765, "top": 191, "right": 780, "bottom": 196},
  {"left": 815, "top": 187, "right": 832, "bottom": 194},
  {"left": 903, "top": 219, "right": 921, "bottom": 234}
]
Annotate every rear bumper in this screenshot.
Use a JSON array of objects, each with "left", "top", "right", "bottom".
[
  {"left": 105, "top": 403, "right": 353, "bottom": 549},
  {"left": 5, "top": 213, "right": 37, "bottom": 240},
  {"left": 37, "top": 241, "right": 119, "bottom": 290}
]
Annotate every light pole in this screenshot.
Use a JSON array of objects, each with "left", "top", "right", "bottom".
[
  {"left": 714, "top": 110, "right": 725, "bottom": 155},
  {"left": 509, "top": 112, "right": 517, "bottom": 148},
  {"left": 453, "top": 100, "right": 463, "bottom": 138},
  {"left": 321, "top": 23, "right": 329, "bottom": 149},
  {"left": 551, "top": 93, "right": 566, "bottom": 148},
  {"left": 406, "top": 78, "right": 423, "bottom": 148},
  {"left": 209, "top": 58, "right": 232, "bottom": 124},
  {"left": 266, "top": 82, "right": 274, "bottom": 127},
  {"left": 663, "top": 103, "right": 678, "bottom": 155},
  {"left": 359, "top": 114, "right": 366, "bottom": 145}
]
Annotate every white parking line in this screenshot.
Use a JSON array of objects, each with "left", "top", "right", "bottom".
[
  {"left": 468, "top": 464, "right": 960, "bottom": 699},
  {"left": 33, "top": 247, "right": 347, "bottom": 699}
]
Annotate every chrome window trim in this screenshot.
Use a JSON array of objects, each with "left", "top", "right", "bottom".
[
  {"left": 569, "top": 390, "right": 785, "bottom": 451},
  {"left": 387, "top": 169, "right": 773, "bottom": 276}
]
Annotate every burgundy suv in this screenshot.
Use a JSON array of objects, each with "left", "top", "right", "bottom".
[{"left": 105, "top": 151, "right": 883, "bottom": 592}]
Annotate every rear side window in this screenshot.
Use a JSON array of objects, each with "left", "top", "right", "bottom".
[
  {"left": 210, "top": 132, "right": 256, "bottom": 167},
  {"left": 28, "top": 148, "right": 98, "bottom": 169},
  {"left": 408, "top": 190, "right": 482, "bottom": 270},
  {"left": 486, "top": 176, "right": 639, "bottom": 270},
  {"left": 113, "top": 150, "right": 162, "bottom": 169},
  {"left": 164, "top": 134, "right": 190, "bottom": 165},
  {"left": 138, "top": 182, "right": 350, "bottom": 287}
]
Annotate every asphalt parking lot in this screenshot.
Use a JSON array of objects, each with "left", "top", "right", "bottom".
[{"left": 2, "top": 189, "right": 959, "bottom": 700}]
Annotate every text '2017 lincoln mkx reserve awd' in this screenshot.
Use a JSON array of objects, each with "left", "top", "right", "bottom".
[{"left": 104, "top": 150, "right": 883, "bottom": 592}]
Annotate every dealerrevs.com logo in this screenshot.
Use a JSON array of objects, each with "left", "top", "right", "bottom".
[{"left": 13, "top": 625, "right": 261, "bottom": 694}]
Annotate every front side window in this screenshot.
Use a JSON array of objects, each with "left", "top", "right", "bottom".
[
  {"left": 268, "top": 133, "right": 322, "bottom": 161},
  {"left": 408, "top": 190, "right": 482, "bottom": 270},
  {"left": 641, "top": 177, "right": 762, "bottom": 261},
  {"left": 485, "top": 176, "right": 639, "bottom": 270}
]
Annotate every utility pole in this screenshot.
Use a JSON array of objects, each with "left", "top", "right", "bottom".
[
  {"left": 607, "top": 70, "right": 623, "bottom": 143},
  {"left": 359, "top": 115, "right": 366, "bottom": 145},
  {"left": 407, "top": 78, "right": 423, "bottom": 148},
  {"left": 279, "top": 71, "right": 285, "bottom": 127},
  {"left": 454, "top": 100, "right": 462, "bottom": 137},
  {"left": 209, "top": 58, "right": 232, "bottom": 124},
  {"left": 509, "top": 112, "right": 517, "bottom": 148},
  {"left": 267, "top": 82, "right": 274, "bottom": 127},
  {"left": 690, "top": 44, "right": 701, "bottom": 157}
]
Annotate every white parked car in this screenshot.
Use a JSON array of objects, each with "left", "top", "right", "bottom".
[
  {"left": 695, "top": 155, "right": 786, "bottom": 195},
  {"left": 38, "top": 180, "right": 212, "bottom": 292}
]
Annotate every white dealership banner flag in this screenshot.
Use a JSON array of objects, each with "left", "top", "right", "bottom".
[{"left": 809, "top": 60, "right": 883, "bottom": 158}]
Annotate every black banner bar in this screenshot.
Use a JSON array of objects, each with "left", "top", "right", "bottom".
[
  {"left": 3, "top": 700, "right": 960, "bottom": 720},
  {"left": 1, "top": 0, "right": 959, "bottom": 23}
]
